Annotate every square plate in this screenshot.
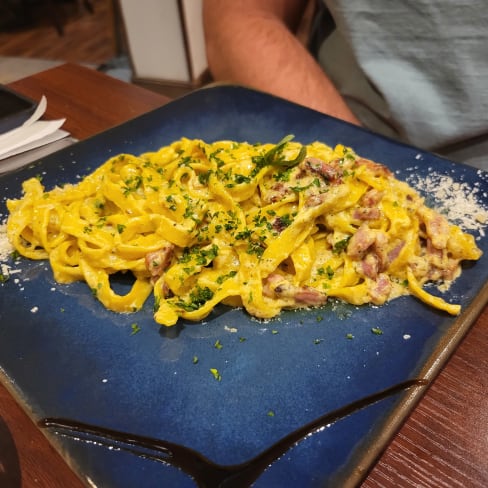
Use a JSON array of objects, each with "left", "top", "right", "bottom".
[{"left": 1, "top": 86, "right": 487, "bottom": 487}]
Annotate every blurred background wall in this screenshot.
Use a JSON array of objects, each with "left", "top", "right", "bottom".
[{"left": 0, "top": 0, "right": 208, "bottom": 97}]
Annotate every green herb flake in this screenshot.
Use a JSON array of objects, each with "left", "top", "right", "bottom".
[
  {"left": 10, "top": 250, "right": 21, "bottom": 260},
  {"left": 333, "top": 236, "right": 351, "bottom": 254},
  {"left": 130, "top": 323, "right": 141, "bottom": 335},
  {"left": 176, "top": 285, "right": 214, "bottom": 312},
  {"left": 214, "top": 339, "right": 223, "bottom": 350},
  {"left": 346, "top": 333, "right": 354, "bottom": 340},
  {"left": 198, "top": 171, "right": 212, "bottom": 185},
  {"left": 314, "top": 338, "right": 323, "bottom": 345},
  {"left": 267, "top": 410, "right": 275, "bottom": 417},
  {"left": 235, "top": 229, "right": 252, "bottom": 240},
  {"left": 317, "top": 265, "right": 335, "bottom": 279},
  {"left": 210, "top": 368, "right": 222, "bottom": 381},
  {"left": 192, "top": 356, "right": 199, "bottom": 364},
  {"left": 371, "top": 327, "right": 383, "bottom": 335},
  {"left": 259, "top": 134, "right": 307, "bottom": 170},
  {"left": 234, "top": 174, "right": 251, "bottom": 184},
  {"left": 216, "top": 270, "right": 237, "bottom": 285}
]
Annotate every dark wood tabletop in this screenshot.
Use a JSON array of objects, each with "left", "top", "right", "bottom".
[{"left": 3, "top": 63, "right": 487, "bottom": 488}]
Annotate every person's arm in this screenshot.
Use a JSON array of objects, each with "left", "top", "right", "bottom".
[{"left": 203, "top": 0, "right": 359, "bottom": 124}]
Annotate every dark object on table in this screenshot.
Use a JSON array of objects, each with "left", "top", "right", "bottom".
[{"left": 0, "top": 84, "right": 36, "bottom": 134}]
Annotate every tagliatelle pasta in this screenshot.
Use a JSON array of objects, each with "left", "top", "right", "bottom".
[{"left": 6, "top": 137, "right": 482, "bottom": 326}]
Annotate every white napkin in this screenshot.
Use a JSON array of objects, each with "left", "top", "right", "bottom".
[{"left": 0, "top": 96, "right": 69, "bottom": 161}]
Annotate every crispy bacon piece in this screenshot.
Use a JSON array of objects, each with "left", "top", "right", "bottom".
[
  {"left": 360, "top": 189, "right": 384, "bottom": 207},
  {"left": 263, "top": 273, "right": 327, "bottom": 306},
  {"left": 369, "top": 273, "right": 392, "bottom": 305},
  {"left": 347, "top": 224, "right": 377, "bottom": 260},
  {"left": 356, "top": 158, "right": 392, "bottom": 177},
  {"left": 353, "top": 189, "right": 384, "bottom": 220},
  {"left": 361, "top": 253, "right": 380, "bottom": 279},
  {"left": 348, "top": 224, "right": 397, "bottom": 279},
  {"left": 304, "top": 157, "right": 343, "bottom": 184},
  {"left": 305, "top": 194, "right": 325, "bottom": 207},
  {"left": 264, "top": 182, "right": 293, "bottom": 203},
  {"left": 387, "top": 241, "right": 405, "bottom": 263},
  {"left": 145, "top": 244, "right": 174, "bottom": 280},
  {"left": 353, "top": 207, "right": 381, "bottom": 220}
]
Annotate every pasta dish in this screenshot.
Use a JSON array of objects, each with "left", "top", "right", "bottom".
[{"left": 6, "top": 137, "right": 482, "bottom": 326}]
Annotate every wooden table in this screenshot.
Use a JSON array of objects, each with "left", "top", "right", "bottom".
[{"left": 3, "top": 63, "right": 487, "bottom": 488}]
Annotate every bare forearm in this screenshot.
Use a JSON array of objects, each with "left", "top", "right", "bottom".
[{"left": 203, "top": 0, "right": 359, "bottom": 124}]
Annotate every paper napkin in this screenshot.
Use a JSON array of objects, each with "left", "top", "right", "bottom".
[{"left": 0, "top": 96, "right": 69, "bottom": 161}]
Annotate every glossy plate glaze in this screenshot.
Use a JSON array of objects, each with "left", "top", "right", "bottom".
[{"left": 1, "top": 86, "right": 487, "bottom": 488}]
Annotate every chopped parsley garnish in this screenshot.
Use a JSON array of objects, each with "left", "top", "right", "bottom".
[
  {"left": 10, "top": 250, "right": 21, "bottom": 260},
  {"left": 273, "top": 167, "right": 293, "bottom": 182},
  {"left": 273, "top": 214, "right": 293, "bottom": 231},
  {"left": 246, "top": 240, "right": 265, "bottom": 257},
  {"left": 333, "top": 236, "right": 351, "bottom": 254},
  {"left": 234, "top": 174, "right": 251, "bottom": 184},
  {"left": 371, "top": 327, "right": 383, "bottom": 335},
  {"left": 130, "top": 323, "right": 141, "bottom": 335},
  {"left": 198, "top": 171, "right": 212, "bottom": 185},
  {"left": 122, "top": 175, "right": 143, "bottom": 195},
  {"left": 176, "top": 285, "right": 214, "bottom": 311},
  {"left": 235, "top": 229, "right": 252, "bottom": 240},
  {"left": 317, "top": 266, "right": 334, "bottom": 279},
  {"left": 210, "top": 368, "right": 222, "bottom": 381},
  {"left": 153, "top": 295, "right": 161, "bottom": 312},
  {"left": 91, "top": 282, "right": 102, "bottom": 297},
  {"left": 178, "top": 244, "right": 219, "bottom": 266},
  {"left": 216, "top": 270, "right": 237, "bottom": 284}
]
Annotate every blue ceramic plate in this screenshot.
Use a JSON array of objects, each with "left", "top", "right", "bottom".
[{"left": 1, "top": 86, "right": 487, "bottom": 487}]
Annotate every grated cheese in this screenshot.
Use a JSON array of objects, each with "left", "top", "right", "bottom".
[
  {"left": 405, "top": 169, "right": 488, "bottom": 237},
  {"left": 0, "top": 221, "right": 14, "bottom": 262}
]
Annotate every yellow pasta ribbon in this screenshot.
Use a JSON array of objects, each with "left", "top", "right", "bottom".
[{"left": 6, "top": 138, "right": 482, "bottom": 326}]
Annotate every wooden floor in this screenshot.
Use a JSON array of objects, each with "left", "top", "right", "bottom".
[{"left": 0, "top": 0, "right": 118, "bottom": 65}]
